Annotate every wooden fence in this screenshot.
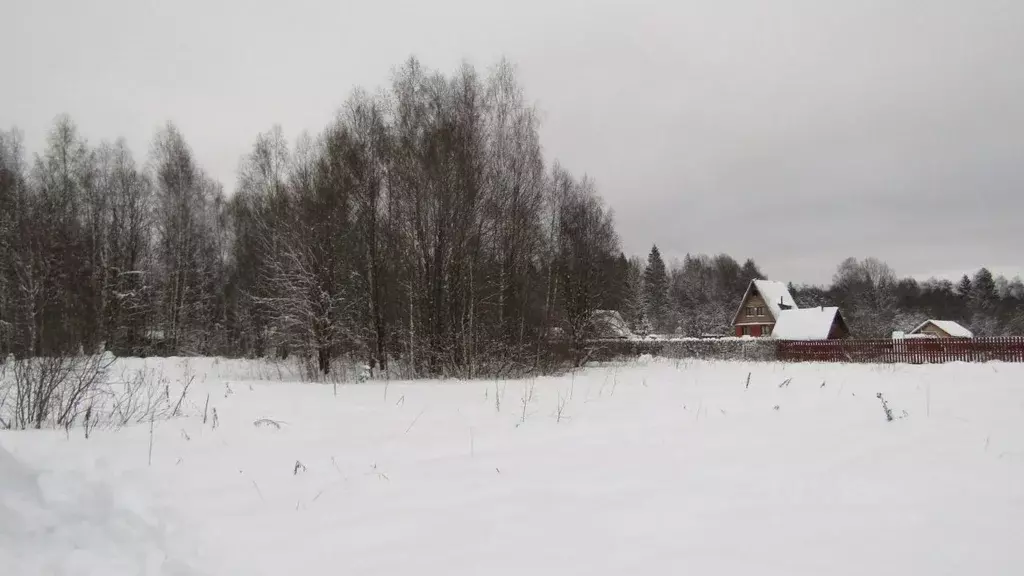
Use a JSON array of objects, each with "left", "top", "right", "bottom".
[{"left": 776, "top": 337, "right": 1024, "bottom": 364}]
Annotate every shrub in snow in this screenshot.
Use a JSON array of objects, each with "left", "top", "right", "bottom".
[
  {"left": 877, "top": 393, "right": 893, "bottom": 421},
  {"left": 0, "top": 353, "right": 114, "bottom": 430},
  {"left": 520, "top": 380, "right": 536, "bottom": 423},
  {"left": 108, "top": 365, "right": 195, "bottom": 427},
  {"left": 876, "top": 393, "right": 906, "bottom": 422},
  {"left": 569, "top": 338, "right": 776, "bottom": 365},
  {"left": 555, "top": 392, "right": 570, "bottom": 423},
  {"left": 253, "top": 418, "right": 283, "bottom": 430}
]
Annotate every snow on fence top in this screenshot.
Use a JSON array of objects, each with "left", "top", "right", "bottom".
[{"left": 772, "top": 307, "right": 841, "bottom": 340}]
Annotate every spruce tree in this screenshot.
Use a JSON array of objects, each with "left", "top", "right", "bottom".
[
  {"left": 971, "top": 268, "right": 998, "bottom": 312},
  {"left": 957, "top": 274, "right": 972, "bottom": 298},
  {"left": 643, "top": 245, "right": 669, "bottom": 332}
]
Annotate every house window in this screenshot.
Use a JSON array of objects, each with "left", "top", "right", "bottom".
[
  {"left": 746, "top": 306, "right": 754, "bottom": 316},
  {"left": 762, "top": 324, "right": 772, "bottom": 336},
  {"left": 756, "top": 306, "right": 765, "bottom": 317},
  {"left": 741, "top": 326, "right": 751, "bottom": 336}
]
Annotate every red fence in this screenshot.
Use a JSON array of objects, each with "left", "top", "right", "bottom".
[{"left": 776, "top": 337, "right": 1024, "bottom": 364}]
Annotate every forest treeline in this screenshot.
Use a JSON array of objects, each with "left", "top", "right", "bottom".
[
  {"left": 621, "top": 249, "right": 1023, "bottom": 340},
  {"left": 0, "top": 58, "right": 626, "bottom": 376},
  {"left": 1, "top": 58, "right": 1021, "bottom": 377}
]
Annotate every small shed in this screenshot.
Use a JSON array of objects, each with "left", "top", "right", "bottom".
[
  {"left": 772, "top": 307, "right": 850, "bottom": 341},
  {"left": 908, "top": 320, "right": 973, "bottom": 339}
]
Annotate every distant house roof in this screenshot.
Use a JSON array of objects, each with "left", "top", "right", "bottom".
[
  {"left": 589, "top": 310, "right": 633, "bottom": 339},
  {"left": 730, "top": 279, "right": 798, "bottom": 325},
  {"left": 892, "top": 331, "right": 937, "bottom": 340},
  {"left": 772, "top": 307, "right": 844, "bottom": 340},
  {"left": 909, "top": 320, "right": 973, "bottom": 338}
]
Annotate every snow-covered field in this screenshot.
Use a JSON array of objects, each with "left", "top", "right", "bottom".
[{"left": 3, "top": 357, "right": 1024, "bottom": 575}]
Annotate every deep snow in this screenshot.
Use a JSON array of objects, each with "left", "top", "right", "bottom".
[{"left": 3, "top": 357, "right": 1024, "bottom": 575}]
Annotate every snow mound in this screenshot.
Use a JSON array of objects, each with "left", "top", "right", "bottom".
[
  {"left": 4, "top": 356, "right": 1024, "bottom": 575},
  {"left": 0, "top": 445, "right": 198, "bottom": 576}
]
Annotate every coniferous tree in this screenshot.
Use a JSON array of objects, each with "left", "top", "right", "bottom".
[
  {"left": 957, "top": 274, "right": 972, "bottom": 298},
  {"left": 969, "top": 267, "right": 999, "bottom": 335},
  {"left": 970, "top": 268, "right": 998, "bottom": 311},
  {"left": 622, "top": 257, "right": 648, "bottom": 334},
  {"left": 643, "top": 245, "right": 669, "bottom": 332}
]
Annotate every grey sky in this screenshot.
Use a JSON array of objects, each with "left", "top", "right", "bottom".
[{"left": 4, "top": 0, "right": 1023, "bottom": 285}]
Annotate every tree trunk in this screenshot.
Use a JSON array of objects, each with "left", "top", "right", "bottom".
[{"left": 318, "top": 346, "right": 330, "bottom": 375}]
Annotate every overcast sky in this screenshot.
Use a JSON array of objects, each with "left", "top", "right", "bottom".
[{"left": 4, "top": 0, "right": 1022, "bottom": 285}]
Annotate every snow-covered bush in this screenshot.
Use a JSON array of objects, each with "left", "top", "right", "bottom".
[
  {"left": 0, "top": 352, "right": 114, "bottom": 430},
  {"left": 575, "top": 338, "right": 776, "bottom": 364},
  {"left": 106, "top": 362, "right": 196, "bottom": 427},
  {"left": 0, "top": 354, "right": 202, "bottom": 431}
]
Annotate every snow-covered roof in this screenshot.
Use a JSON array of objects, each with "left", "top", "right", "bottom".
[
  {"left": 731, "top": 279, "right": 798, "bottom": 325},
  {"left": 892, "top": 331, "right": 937, "bottom": 340},
  {"left": 589, "top": 310, "right": 633, "bottom": 339},
  {"left": 772, "top": 307, "right": 842, "bottom": 340},
  {"left": 755, "top": 280, "right": 798, "bottom": 319},
  {"left": 909, "top": 320, "right": 973, "bottom": 338}
]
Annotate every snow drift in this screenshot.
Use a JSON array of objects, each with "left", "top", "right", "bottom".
[
  {"left": 2, "top": 356, "right": 1023, "bottom": 575},
  {"left": 0, "top": 443, "right": 199, "bottom": 575}
]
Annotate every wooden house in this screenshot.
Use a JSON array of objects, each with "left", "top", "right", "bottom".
[
  {"left": 907, "top": 320, "right": 973, "bottom": 339},
  {"left": 730, "top": 279, "right": 798, "bottom": 337}
]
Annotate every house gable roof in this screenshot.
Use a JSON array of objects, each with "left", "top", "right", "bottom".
[
  {"left": 909, "top": 319, "right": 973, "bottom": 338},
  {"left": 772, "top": 307, "right": 844, "bottom": 340},
  {"left": 730, "top": 279, "right": 798, "bottom": 325},
  {"left": 589, "top": 310, "right": 633, "bottom": 339}
]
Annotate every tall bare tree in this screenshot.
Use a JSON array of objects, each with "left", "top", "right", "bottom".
[
  {"left": 94, "top": 140, "right": 153, "bottom": 353},
  {"left": 150, "top": 123, "right": 225, "bottom": 354},
  {"left": 2, "top": 57, "right": 647, "bottom": 377}
]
